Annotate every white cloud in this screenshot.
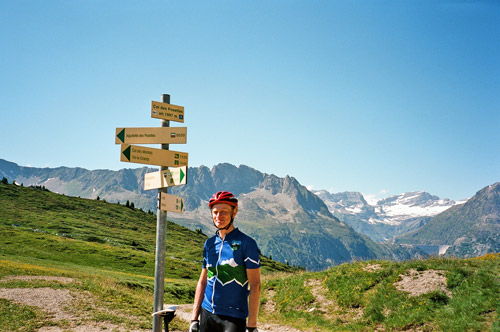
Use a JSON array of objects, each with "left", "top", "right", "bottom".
[{"left": 220, "top": 258, "right": 238, "bottom": 268}]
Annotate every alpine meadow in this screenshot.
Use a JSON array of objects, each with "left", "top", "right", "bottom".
[{"left": 0, "top": 178, "right": 499, "bottom": 331}]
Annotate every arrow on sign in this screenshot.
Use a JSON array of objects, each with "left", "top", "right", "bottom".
[
  {"left": 166, "top": 167, "right": 186, "bottom": 185},
  {"left": 116, "top": 128, "right": 126, "bottom": 144},
  {"left": 115, "top": 127, "right": 187, "bottom": 144},
  {"left": 144, "top": 166, "right": 187, "bottom": 190},
  {"left": 167, "top": 167, "right": 186, "bottom": 184},
  {"left": 120, "top": 144, "right": 188, "bottom": 167},
  {"left": 122, "top": 145, "right": 131, "bottom": 161}
]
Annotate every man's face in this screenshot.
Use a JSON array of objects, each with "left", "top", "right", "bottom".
[{"left": 211, "top": 203, "right": 237, "bottom": 229}]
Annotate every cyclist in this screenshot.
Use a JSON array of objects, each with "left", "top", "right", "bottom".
[{"left": 190, "top": 191, "right": 261, "bottom": 332}]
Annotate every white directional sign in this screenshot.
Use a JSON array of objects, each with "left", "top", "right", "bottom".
[
  {"left": 115, "top": 127, "right": 187, "bottom": 144},
  {"left": 160, "top": 192, "right": 184, "bottom": 213},
  {"left": 151, "top": 101, "right": 185, "bottom": 123},
  {"left": 144, "top": 166, "right": 187, "bottom": 190},
  {"left": 120, "top": 144, "right": 188, "bottom": 167}
]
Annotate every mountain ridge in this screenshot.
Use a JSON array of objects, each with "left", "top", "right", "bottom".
[
  {"left": 396, "top": 182, "right": 500, "bottom": 257},
  {"left": 2, "top": 158, "right": 496, "bottom": 269},
  {"left": 0, "top": 158, "right": 417, "bottom": 270},
  {"left": 315, "top": 189, "right": 458, "bottom": 241}
]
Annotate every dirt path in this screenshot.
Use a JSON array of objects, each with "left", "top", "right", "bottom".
[
  {"left": 0, "top": 276, "right": 304, "bottom": 332},
  {"left": 0, "top": 275, "right": 150, "bottom": 332}
]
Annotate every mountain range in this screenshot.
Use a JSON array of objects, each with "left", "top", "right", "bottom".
[
  {"left": 1, "top": 158, "right": 497, "bottom": 270},
  {"left": 314, "top": 190, "right": 458, "bottom": 242},
  {"left": 395, "top": 182, "right": 500, "bottom": 257},
  {"left": 148, "top": 163, "right": 419, "bottom": 270}
]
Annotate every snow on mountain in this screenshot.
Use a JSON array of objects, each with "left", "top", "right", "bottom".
[
  {"left": 374, "top": 192, "right": 456, "bottom": 225},
  {"left": 316, "top": 190, "right": 455, "bottom": 225},
  {"left": 314, "top": 190, "right": 459, "bottom": 241}
]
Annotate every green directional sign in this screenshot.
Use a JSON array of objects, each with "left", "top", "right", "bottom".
[
  {"left": 144, "top": 166, "right": 187, "bottom": 190},
  {"left": 120, "top": 144, "right": 188, "bottom": 167},
  {"left": 115, "top": 127, "right": 187, "bottom": 144},
  {"left": 160, "top": 192, "right": 184, "bottom": 213}
]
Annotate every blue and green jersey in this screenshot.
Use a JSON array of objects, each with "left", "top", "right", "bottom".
[{"left": 201, "top": 228, "right": 260, "bottom": 319}]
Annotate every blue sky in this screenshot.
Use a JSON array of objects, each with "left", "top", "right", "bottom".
[{"left": 1, "top": 1, "right": 499, "bottom": 201}]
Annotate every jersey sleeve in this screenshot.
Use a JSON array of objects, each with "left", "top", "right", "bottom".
[
  {"left": 244, "top": 237, "right": 261, "bottom": 269},
  {"left": 202, "top": 239, "right": 208, "bottom": 269}
]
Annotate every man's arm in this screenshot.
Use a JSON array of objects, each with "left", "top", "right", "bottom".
[
  {"left": 191, "top": 268, "right": 208, "bottom": 321},
  {"left": 246, "top": 267, "right": 261, "bottom": 328}
]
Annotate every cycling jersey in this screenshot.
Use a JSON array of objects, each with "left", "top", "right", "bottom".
[{"left": 201, "top": 228, "right": 261, "bottom": 319}]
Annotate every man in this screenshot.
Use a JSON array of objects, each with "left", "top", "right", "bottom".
[{"left": 190, "top": 191, "right": 261, "bottom": 332}]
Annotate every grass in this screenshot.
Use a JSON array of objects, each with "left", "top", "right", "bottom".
[
  {"left": 0, "top": 181, "right": 296, "bottom": 331},
  {"left": 260, "top": 254, "right": 499, "bottom": 331},
  {"left": 1, "top": 181, "right": 498, "bottom": 331},
  {"left": 0, "top": 298, "right": 45, "bottom": 332},
  {"left": 0, "top": 258, "right": 163, "bottom": 331}
]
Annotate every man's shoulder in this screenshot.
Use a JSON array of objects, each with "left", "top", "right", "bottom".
[
  {"left": 204, "top": 234, "right": 218, "bottom": 246},
  {"left": 207, "top": 233, "right": 218, "bottom": 241},
  {"left": 232, "top": 228, "right": 257, "bottom": 242},
  {"left": 231, "top": 229, "right": 259, "bottom": 254}
]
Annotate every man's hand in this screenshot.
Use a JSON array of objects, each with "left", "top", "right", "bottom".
[
  {"left": 246, "top": 328, "right": 258, "bottom": 332},
  {"left": 189, "top": 320, "right": 200, "bottom": 332}
]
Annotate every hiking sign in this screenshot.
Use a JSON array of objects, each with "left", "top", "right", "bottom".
[
  {"left": 120, "top": 144, "right": 188, "bottom": 167},
  {"left": 159, "top": 192, "right": 184, "bottom": 213},
  {"left": 151, "top": 101, "right": 185, "bottom": 122},
  {"left": 144, "top": 166, "right": 187, "bottom": 190},
  {"left": 115, "top": 127, "right": 187, "bottom": 145}
]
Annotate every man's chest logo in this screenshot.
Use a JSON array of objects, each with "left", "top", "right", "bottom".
[{"left": 230, "top": 240, "right": 241, "bottom": 251}]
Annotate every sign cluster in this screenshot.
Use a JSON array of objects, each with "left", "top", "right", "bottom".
[{"left": 116, "top": 100, "right": 187, "bottom": 213}]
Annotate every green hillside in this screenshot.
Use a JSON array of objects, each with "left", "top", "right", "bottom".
[
  {"left": 0, "top": 180, "right": 295, "bottom": 331},
  {"left": 261, "top": 254, "right": 499, "bottom": 331},
  {"left": 0, "top": 180, "right": 202, "bottom": 279},
  {"left": 1, "top": 180, "right": 498, "bottom": 332},
  {"left": 0, "top": 180, "right": 291, "bottom": 275}
]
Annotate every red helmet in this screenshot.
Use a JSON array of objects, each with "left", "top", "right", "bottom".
[{"left": 208, "top": 191, "right": 238, "bottom": 209}]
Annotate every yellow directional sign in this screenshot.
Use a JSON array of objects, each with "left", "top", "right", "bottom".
[
  {"left": 115, "top": 127, "right": 187, "bottom": 144},
  {"left": 160, "top": 192, "right": 184, "bottom": 213},
  {"left": 144, "top": 166, "right": 187, "bottom": 190},
  {"left": 151, "top": 101, "right": 185, "bottom": 123},
  {"left": 120, "top": 144, "right": 188, "bottom": 167}
]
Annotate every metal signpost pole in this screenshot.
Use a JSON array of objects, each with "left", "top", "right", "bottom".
[
  {"left": 116, "top": 93, "right": 185, "bottom": 331},
  {"left": 152, "top": 93, "right": 170, "bottom": 332}
]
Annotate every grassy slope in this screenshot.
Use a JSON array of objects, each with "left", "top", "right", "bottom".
[
  {"left": 0, "top": 182, "right": 202, "bottom": 279},
  {"left": 0, "top": 182, "right": 291, "bottom": 276},
  {"left": 0, "top": 182, "right": 294, "bottom": 331},
  {"left": 1, "top": 182, "right": 498, "bottom": 331},
  {"left": 262, "top": 255, "right": 499, "bottom": 331}
]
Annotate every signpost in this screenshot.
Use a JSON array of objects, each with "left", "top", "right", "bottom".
[
  {"left": 151, "top": 101, "right": 185, "bottom": 122},
  {"left": 116, "top": 93, "right": 187, "bottom": 332},
  {"left": 115, "top": 127, "right": 187, "bottom": 144},
  {"left": 160, "top": 192, "right": 184, "bottom": 213},
  {"left": 120, "top": 144, "right": 188, "bottom": 167},
  {"left": 144, "top": 166, "right": 187, "bottom": 190}
]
